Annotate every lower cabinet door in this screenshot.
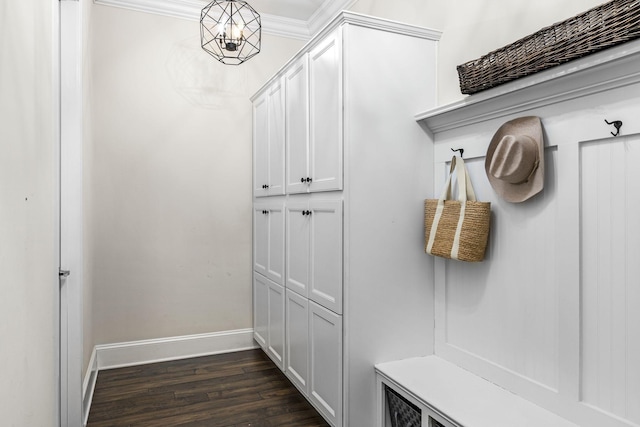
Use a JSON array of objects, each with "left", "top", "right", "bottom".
[
  {"left": 286, "top": 289, "right": 309, "bottom": 395},
  {"left": 253, "top": 273, "right": 268, "bottom": 349},
  {"left": 309, "top": 300, "right": 343, "bottom": 427},
  {"left": 254, "top": 273, "right": 286, "bottom": 371},
  {"left": 267, "top": 279, "right": 286, "bottom": 371}
]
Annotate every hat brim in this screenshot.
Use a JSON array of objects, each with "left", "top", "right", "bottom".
[{"left": 485, "top": 116, "right": 544, "bottom": 203}]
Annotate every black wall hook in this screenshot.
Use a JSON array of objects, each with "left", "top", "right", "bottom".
[
  {"left": 451, "top": 148, "right": 464, "bottom": 158},
  {"left": 605, "top": 119, "right": 623, "bottom": 137}
]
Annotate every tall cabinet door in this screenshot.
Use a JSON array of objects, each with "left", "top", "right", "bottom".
[
  {"left": 266, "top": 202, "right": 285, "bottom": 285},
  {"left": 253, "top": 79, "right": 285, "bottom": 197},
  {"left": 253, "top": 203, "right": 269, "bottom": 278},
  {"left": 309, "top": 29, "right": 343, "bottom": 193},
  {"left": 309, "top": 301, "right": 343, "bottom": 427},
  {"left": 309, "top": 200, "right": 343, "bottom": 314},
  {"left": 286, "top": 56, "right": 310, "bottom": 194},
  {"left": 286, "top": 201, "right": 310, "bottom": 297},
  {"left": 267, "top": 79, "right": 285, "bottom": 196},
  {"left": 254, "top": 202, "right": 285, "bottom": 285},
  {"left": 286, "top": 289, "right": 309, "bottom": 395}
]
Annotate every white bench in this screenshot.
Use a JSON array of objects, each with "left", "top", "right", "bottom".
[{"left": 375, "top": 356, "right": 578, "bottom": 427}]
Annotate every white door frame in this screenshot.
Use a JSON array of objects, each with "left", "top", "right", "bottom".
[{"left": 57, "top": 0, "right": 84, "bottom": 425}]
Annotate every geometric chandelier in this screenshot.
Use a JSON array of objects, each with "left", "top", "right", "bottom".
[{"left": 200, "top": 0, "right": 261, "bottom": 65}]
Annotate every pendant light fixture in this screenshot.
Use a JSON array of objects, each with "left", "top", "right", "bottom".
[{"left": 200, "top": 0, "right": 261, "bottom": 65}]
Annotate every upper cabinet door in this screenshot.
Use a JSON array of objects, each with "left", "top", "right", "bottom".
[
  {"left": 267, "top": 80, "right": 285, "bottom": 196},
  {"left": 286, "top": 57, "right": 310, "bottom": 194},
  {"left": 253, "top": 78, "right": 285, "bottom": 197},
  {"left": 309, "top": 30, "right": 343, "bottom": 193},
  {"left": 253, "top": 94, "right": 270, "bottom": 196}
]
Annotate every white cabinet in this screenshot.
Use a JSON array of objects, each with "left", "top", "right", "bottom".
[
  {"left": 253, "top": 273, "right": 286, "bottom": 371},
  {"left": 285, "top": 289, "right": 309, "bottom": 395},
  {"left": 252, "top": 12, "right": 438, "bottom": 427},
  {"left": 253, "top": 77, "right": 285, "bottom": 197},
  {"left": 253, "top": 201, "right": 285, "bottom": 285},
  {"left": 309, "top": 300, "right": 343, "bottom": 427},
  {"left": 286, "top": 199, "right": 343, "bottom": 314},
  {"left": 285, "top": 33, "right": 343, "bottom": 195}
]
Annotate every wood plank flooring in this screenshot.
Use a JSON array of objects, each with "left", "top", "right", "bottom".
[{"left": 87, "top": 349, "right": 330, "bottom": 427}]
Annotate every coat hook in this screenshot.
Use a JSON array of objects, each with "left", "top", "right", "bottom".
[
  {"left": 605, "top": 119, "right": 622, "bottom": 137},
  {"left": 451, "top": 148, "right": 464, "bottom": 158}
]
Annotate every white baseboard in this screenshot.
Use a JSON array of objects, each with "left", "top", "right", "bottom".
[
  {"left": 81, "top": 328, "right": 258, "bottom": 424},
  {"left": 95, "top": 328, "right": 258, "bottom": 370},
  {"left": 82, "top": 347, "right": 98, "bottom": 427}
]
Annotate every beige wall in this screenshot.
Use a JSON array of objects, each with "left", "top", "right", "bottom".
[
  {"left": 349, "top": 0, "right": 604, "bottom": 104},
  {"left": 89, "top": 4, "right": 305, "bottom": 344},
  {"left": 0, "top": 2, "right": 58, "bottom": 426}
]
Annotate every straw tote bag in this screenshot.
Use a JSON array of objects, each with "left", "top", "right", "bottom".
[{"left": 425, "top": 156, "right": 491, "bottom": 262}]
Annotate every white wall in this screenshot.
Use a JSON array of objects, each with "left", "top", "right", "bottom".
[
  {"left": 0, "top": 2, "right": 58, "bottom": 426},
  {"left": 89, "top": 3, "right": 305, "bottom": 345},
  {"left": 349, "top": 0, "right": 604, "bottom": 104}
]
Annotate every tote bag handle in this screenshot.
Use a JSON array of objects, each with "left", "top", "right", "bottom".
[{"left": 439, "top": 156, "right": 477, "bottom": 203}]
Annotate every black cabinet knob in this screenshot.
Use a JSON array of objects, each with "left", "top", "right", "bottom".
[
  {"left": 300, "top": 177, "right": 305, "bottom": 183},
  {"left": 306, "top": 177, "right": 312, "bottom": 183}
]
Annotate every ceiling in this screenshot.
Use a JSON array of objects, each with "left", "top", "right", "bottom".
[{"left": 94, "top": 0, "right": 357, "bottom": 39}]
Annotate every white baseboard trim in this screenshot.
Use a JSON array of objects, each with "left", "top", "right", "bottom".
[
  {"left": 95, "top": 328, "right": 258, "bottom": 370},
  {"left": 82, "top": 347, "right": 98, "bottom": 427}
]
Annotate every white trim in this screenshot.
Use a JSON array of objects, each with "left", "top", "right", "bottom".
[
  {"left": 81, "top": 348, "right": 98, "bottom": 427},
  {"left": 307, "top": 0, "right": 356, "bottom": 36},
  {"left": 52, "top": 0, "right": 61, "bottom": 424},
  {"left": 416, "top": 38, "right": 640, "bottom": 133},
  {"left": 261, "top": 14, "right": 310, "bottom": 40},
  {"left": 92, "top": 0, "right": 356, "bottom": 40},
  {"left": 94, "top": 0, "right": 204, "bottom": 21},
  {"left": 95, "top": 328, "right": 258, "bottom": 370},
  {"left": 251, "top": 11, "right": 442, "bottom": 101}
]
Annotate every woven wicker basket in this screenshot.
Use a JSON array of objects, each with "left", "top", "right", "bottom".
[{"left": 457, "top": 0, "right": 640, "bottom": 94}]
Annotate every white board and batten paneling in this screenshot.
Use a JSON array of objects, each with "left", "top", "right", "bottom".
[{"left": 414, "top": 38, "right": 640, "bottom": 427}]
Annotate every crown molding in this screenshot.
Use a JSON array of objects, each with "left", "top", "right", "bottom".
[
  {"left": 93, "top": 0, "right": 356, "bottom": 40},
  {"left": 308, "top": 0, "right": 357, "bottom": 36}
]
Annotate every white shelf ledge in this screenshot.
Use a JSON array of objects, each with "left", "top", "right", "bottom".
[{"left": 416, "top": 38, "right": 640, "bottom": 134}]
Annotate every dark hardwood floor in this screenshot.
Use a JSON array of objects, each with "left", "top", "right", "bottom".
[{"left": 87, "top": 349, "right": 330, "bottom": 427}]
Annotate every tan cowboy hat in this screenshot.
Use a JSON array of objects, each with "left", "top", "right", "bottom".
[{"left": 485, "top": 116, "right": 544, "bottom": 203}]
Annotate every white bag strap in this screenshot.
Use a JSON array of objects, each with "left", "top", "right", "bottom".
[
  {"left": 454, "top": 156, "right": 477, "bottom": 202},
  {"left": 428, "top": 156, "right": 479, "bottom": 259},
  {"left": 437, "top": 156, "right": 477, "bottom": 203}
]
